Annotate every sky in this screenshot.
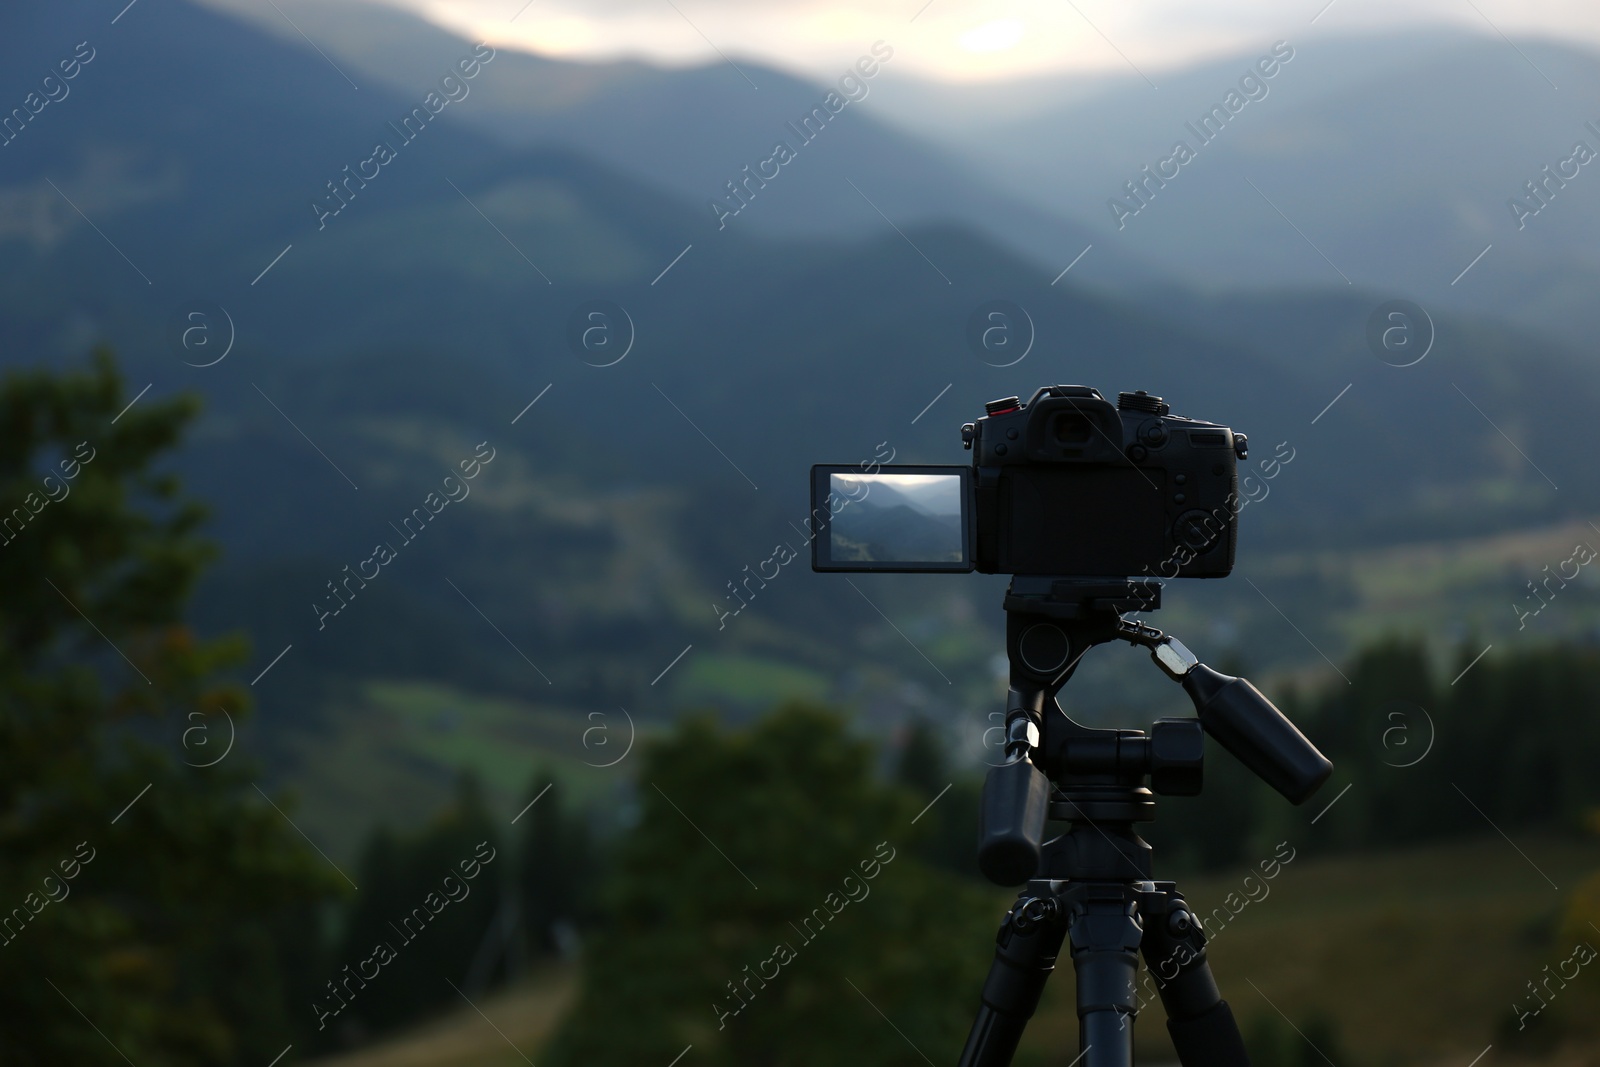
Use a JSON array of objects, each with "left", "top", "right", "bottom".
[{"left": 377, "top": 0, "right": 1598, "bottom": 81}]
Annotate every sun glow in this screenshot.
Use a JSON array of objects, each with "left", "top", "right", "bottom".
[{"left": 959, "top": 18, "right": 1025, "bottom": 53}]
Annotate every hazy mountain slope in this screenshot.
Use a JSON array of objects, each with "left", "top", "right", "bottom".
[
  {"left": 187, "top": 0, "right": 1146, "bottom": 287},
  {"left": 4, "top": 0, "right": 1598, "bottom": 750},
  {"left": 0, "top": 0, "right": 511, "bottom": 351},
  {"left": 182, "top": 2, "right": 1600, "bottom": 351},
  {"left": 863, "top": 31, "right": 1468, "bottom": 156},
  {"left": 861, "top": 29, "right": 1600, "bottom": 347}
]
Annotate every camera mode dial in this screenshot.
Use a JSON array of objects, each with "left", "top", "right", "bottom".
[{"left": 1117, "top": 390, "right": 1169, "bottom": 415}]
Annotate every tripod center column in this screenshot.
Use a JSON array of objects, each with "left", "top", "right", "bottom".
[{"left": 1067, "top": 887, "right": 1144, "bottom": 1067}]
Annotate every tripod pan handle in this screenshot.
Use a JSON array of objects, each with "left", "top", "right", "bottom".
[
  {"left": 1183, "top": 664, "right": 1333, "bottom": 804},
  {"left": 977, "top": 758, "right": 1052, "bottom": 885}
]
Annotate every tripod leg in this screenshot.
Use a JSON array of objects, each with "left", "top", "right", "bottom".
[
  {"left": 1139, "top": 882, "right": 1250, "bottom": 1067},
  {"left": 957, "top": 886, "right": 1068, "bottom": 1067},
  {"left": 1065, "top": 886, "right": 1143, "bottom": 1067}
]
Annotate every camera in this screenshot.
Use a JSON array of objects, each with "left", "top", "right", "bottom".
[
  {"left": 812, "top": 386, "right": 1331, "bottom": 1065},
  {"left": 811, "top": 385, "right": 1246, "bottom": 577}
]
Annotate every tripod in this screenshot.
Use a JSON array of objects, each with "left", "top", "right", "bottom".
[{"left": 958, "top": 578, "right": 1333, "bottom": 1067}]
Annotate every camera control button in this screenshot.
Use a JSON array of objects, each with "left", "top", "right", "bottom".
[
  {"left": 1174, "top": 493, "right": 1186, "bottom": 504},
  {"left": 1174, "top": 474, "right": 1187, "bottom": 485},
  {"left": 1006, "top": 428, "right": 1019, "bottom": 440},
  {"left": 1118, "top": 390, "right": 1168, "bottom": 414},
  {"left": 995, "top": 444, "right": 1008, "bottom": 456},
  {"left": 1174, "top": 510, "right": 1223, "bottom": 551}
]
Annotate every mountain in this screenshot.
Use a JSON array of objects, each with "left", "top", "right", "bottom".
[
  {"left": 863, "top": 30, "right": 1461, "bottom": 144},
  {"left": 846, "top": 475, "right": 962, "bottom": 518},
  {"left": 181, "top": 2, "right": 1600, "bottom": 354},
  {"left": 186, "top": 0, "right": 1147, "bottom": 287},
  {"left": 5, "top": 0, "right": 1600, "bottom": 837},
  {"left": 857, "top": 29, "right": 1600, "bottom": 350},
  {"left": 830, "top": 496, "right": 964, "bottom": 564}
]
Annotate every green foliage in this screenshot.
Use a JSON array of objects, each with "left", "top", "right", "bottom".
[
  {"left": 1148, "top": 635, "right": 1600, "bottom": 868},
  {"left": 1145, "top": 736, "right": 1276, "bottom": 872},
  {"left": 893, "top": 716, "right": 982, "bottom": 880},
  {"left": 543, "top": 703, "right": 998, "bottom": 1067},
  {"left": 515, "top": 770, "right": 598, "bottom": 958},
  {"left": 1563, "top": 870, "right": 1600, "bottom": 957},
  {"left": 0, "top": 351, "right": 336, "bottom": 1064},
  {"left": 1299, "top": 636, "right": 1600, "bottom": 849},
  {"left": 310, "top": 766, "right": 601, "bottom": 1052},
  {"left": 1244, "top": 1010, "right": 1351, "bottom": 1067},
  {"left": 325, "top": 772, "right": 503, "bottom": 1040}
]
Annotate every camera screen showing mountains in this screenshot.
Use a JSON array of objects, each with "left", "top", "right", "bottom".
[{"left": 829, "top": 473, "right": 965, "bottom": 564}]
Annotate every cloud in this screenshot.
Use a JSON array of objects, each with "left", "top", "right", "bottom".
[
  {"left": 385, "top": 0, "right": 1597, "bottom": 82},
  {"left": 959, "top": 20, "right": 1025, "bottom": 54}
]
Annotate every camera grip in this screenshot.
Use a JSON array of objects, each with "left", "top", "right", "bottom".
[
  {"left": 977, "top": 758, "right": 1052, "bottom": 885},
  {"left": 1182, "top": 664, "right": 1333, "bottom": 804}
]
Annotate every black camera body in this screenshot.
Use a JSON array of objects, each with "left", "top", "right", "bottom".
[{"left": 964, "top": 386, "right": 1244, "bottom": 578}]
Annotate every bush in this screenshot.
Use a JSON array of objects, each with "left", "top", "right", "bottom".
[{"left": 543, "top": 703, "right": 1000, "bottom": 1066}]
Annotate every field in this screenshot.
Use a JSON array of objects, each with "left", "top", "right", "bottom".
[
  {"left": 1022, "top": 836, "right": 1600, "bottom": 1066},
  {"left": 279, "top": 652, "right": 831, "bottom": 859},
  {"left": 308, "top": 835, "right": 1600, "bottom": 1067},
  {"left": 270, "top": 509, "right": 1600, "bottom": 864}
]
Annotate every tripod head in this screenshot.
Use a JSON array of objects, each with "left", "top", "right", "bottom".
[{"left": 977, "top": 577, "right": 1333, "bottom": 885}]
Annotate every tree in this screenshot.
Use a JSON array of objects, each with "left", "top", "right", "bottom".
[
  {"left": 544, "top": 703, "right": 999, "bottom": 1067},
  {"left": 1297, "top": 636, "right": 1600, "bottom": 851},
  {"left": 326, "top": 770, "right": 503, "bottom": 1042},
  {"left": 893, "top": 716, "right": 982, "bottom": 880},
  {"left": 0, "top": 351, "right": 336, "bottom": 1064},
  {"left": 515, "top": 769, "right": 596, "bottom": 962}
]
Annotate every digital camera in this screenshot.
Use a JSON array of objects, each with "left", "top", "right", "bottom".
[{"left": 811, "top": 385, "right": 1246, "bottom": 578}]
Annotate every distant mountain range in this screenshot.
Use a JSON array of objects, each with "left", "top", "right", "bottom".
[
  {"left": 864, "top": 29, "right": 1600, "bottom": 350},
  {"left": 188, "top": 2, "right": 1600, "bottom": 351},
  {"left": 189, "top": 0, "right": 1145, "bottom": 287},
  {"left": 830, "top": 485, "right": 964, "bottom": 564},
  {"left": 2, "top": 0, "right": 1596, "bottom": 794}
]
